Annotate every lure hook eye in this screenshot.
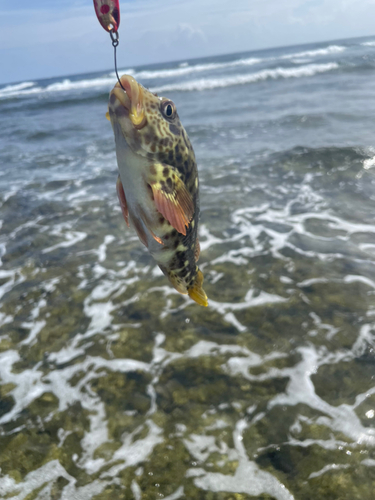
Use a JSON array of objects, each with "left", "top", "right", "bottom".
[{"left": 110, "top": 28, "right": 119, "bottom": 47}]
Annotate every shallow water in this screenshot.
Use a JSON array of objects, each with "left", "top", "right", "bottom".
[{"left": 1, "top": 36, "right": 375, "bottom": 499}]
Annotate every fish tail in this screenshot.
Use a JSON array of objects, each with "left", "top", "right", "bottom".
[{"left": 188, "top": 269, "right": 208, "bottom": 307}]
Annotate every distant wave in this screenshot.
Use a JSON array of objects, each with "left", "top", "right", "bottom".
[
  {"left": 152, "top": 63, "right": 339, "bottom": 93},
  {"left": 0, "top": 81, "right": 41, "bottom": 99},
  {"left": 290, "top": 58, "right": 313, "bottom": 64},
  {"left": 362, "top": 41, "right": 375, "bottom": 46},
  {"left": 45, "top": 77, "right": 115, "bottom": 92},
  {"left": 0, "top": 81, "right": 36, "bottom": 93},
  {"left": 0, "top": 77, "right": 116, "bottom": 100},
  {"left": 114, "top": 57, "right": 262, "bottom": 80},
  {"left": 113, "top": 46, "right": 342, "bottom": 82},
  {"left": 0, "top": 84, "right": 43, "bottom": 99},
  {"left": 281, "top": 45, "right": 345, "bottom": 60},
  {"left": 113, "top": 45, "right": 343, "bottom": 82},
  {"left": 109, "top": 68, "right": 136, "bottom": 77}
]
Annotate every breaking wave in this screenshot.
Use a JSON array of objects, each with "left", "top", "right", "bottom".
[
  {"left": 44, "top": 77, "right": 115, "bottom": 92},
  {"left": 153, "top": 63, "right": 339, "bottom": 92},
  {"left": 115, "top": 57, "right": 262, "bottom": 80},
  {"left": 280, "top": 44, "right": 345, "bottom": 60},
  {"left": 119, "top": 45, "right": 345, "bottom": 82},
  {"left": 0, "top": 77, "right": 117, "bottom": 100},
  {"left": 0, "top": 81, "right": 42, "bottom": 99},
  {"left": 112, "top": 46, "right": 345, "bottom": 82},
  {"left": 0, "top": 81, "right": 36, "bottom": 93}
]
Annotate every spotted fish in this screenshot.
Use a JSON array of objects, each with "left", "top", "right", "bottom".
[{"left": 107, "top": 75, "right": 208, "bottom": 307}]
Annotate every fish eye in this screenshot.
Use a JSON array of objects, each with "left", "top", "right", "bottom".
[{"left": 161, "top": 100, "right": 176, "bottom": 119}]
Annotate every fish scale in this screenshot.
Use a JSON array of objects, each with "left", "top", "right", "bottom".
[{"left": 108, "top": 74, "right": 208, "bottom": 306}]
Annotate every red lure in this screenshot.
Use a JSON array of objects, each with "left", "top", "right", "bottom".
[{"left": 93, "top": 0, "right": 120, "bottom": 32}]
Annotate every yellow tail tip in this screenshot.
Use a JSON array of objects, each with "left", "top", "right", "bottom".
[
  {"left": 188, "top": 288, "right": 208, "bottom": 307},
  {"left": 105, "top": 111, "right": 110, "bottom": 121},
  {"left": 188, "top": 270, "right": 208, "bottom": 307}
]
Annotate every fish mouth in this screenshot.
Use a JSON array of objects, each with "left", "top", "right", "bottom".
[{"left": 111, "top": 75, "right": 147, "bottom": 130}]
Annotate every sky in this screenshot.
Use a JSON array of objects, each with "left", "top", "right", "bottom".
[{"left": 1, "top": 0, "right": 375, "bottom": 84}]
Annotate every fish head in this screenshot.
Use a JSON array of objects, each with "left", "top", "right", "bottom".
[{"left": 108, "top": 74, "right": 193, "bottom": 163}]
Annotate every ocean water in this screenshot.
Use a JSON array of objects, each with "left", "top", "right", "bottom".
[{"left": 1, "top": 35, "right": 375, "bottom": 499}]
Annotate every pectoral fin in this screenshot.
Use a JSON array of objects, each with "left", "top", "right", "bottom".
[{"left": 149, "top": 164, "right": 194, "bottom": 236}]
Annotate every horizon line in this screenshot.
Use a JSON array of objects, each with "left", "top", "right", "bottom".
[{"left": 1, "top": 33, "right": 374, "bottom": 87}]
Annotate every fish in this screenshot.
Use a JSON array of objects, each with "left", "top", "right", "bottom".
[{"left": 107, "top": 74, "right": 208, "bottom": 307}]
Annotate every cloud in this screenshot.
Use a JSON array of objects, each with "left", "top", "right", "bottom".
[
  {"left": 0, "top": 7, "right": 94, "bottom": 49},
  {"left": 1, "top": 0, "right": 375, "bottom": 83}
]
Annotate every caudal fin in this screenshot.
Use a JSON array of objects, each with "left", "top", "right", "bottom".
[{"left": 188, "top": 269, "right": 208, "bottom": 307}]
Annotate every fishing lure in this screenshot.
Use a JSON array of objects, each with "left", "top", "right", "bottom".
[{"left": 93, "top": 0, "right": 120, "bottom": 32}]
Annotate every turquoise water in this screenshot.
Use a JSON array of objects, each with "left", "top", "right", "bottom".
[{"left": 0, "top": 36, "right": 375, "bottom": 499}]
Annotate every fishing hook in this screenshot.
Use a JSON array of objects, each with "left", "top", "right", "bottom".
[{"left": 110, "top": 29, "right": 126, "bottom": 92}]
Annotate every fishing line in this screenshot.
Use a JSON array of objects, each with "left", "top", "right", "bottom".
[
  {"left": 93, "top": 1, "right": 125, "bottom": 91},
  {"left": 110, "top": 29, "right": 126, "bottom": 92}
]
